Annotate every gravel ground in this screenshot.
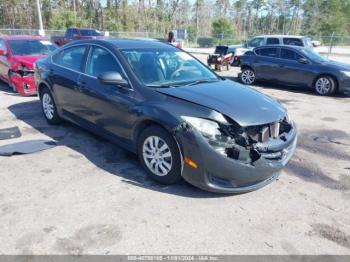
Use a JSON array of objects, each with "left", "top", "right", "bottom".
[{"left": 0, "top": 55, "right": 349, "bottom": 255}]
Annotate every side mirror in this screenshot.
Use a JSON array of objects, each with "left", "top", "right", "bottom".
[
  {"left": 298, "top": 58, "right": 309, "bottom": 64},
  {"left": 243, "top": 41, "right": 248, "bottom": 48},
  {"left": 97, "top": 72, "right": 129, "bottom": 87},
  {"left": 0, "top": 49, "right": 7, "bottom": 56}
]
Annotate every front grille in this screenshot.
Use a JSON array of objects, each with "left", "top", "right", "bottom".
[{"left": 241, "top": 118, "right": 292, "bottom": 143}]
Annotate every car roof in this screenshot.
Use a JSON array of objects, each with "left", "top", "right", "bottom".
[
  {"left": 0, "top": 35, "right": 49, "bottom": 41},
  {"left": 65, "top": 38, "right": 176, "bottom": 49},
  {"left": 108, "top": 39, "right": 176, "bottom": 49},
  {"left": 254, "top": 35, "right": 305, "bottom": 39}
]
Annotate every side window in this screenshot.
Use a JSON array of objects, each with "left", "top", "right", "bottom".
[
  {"left": 283, "top": 38, "right": 303, "bottom": 47},
  {"left": 280, "top": 49, "right": 300, "bottom": 60},
  {"left": 0, "top": 39, "right": 7, "bottom": 52},
  {"left": 85, "top": 46, "right": 122, "bottom": 77},
  {"left": 248, "top": 38, "right": 264, "bottom": 48},
  {"left": 259, "top": 48, "right": 278, "bottom": 58},
  {"left": 52, "top": 46, "right": 86, "bottom": 71},
  {"left": 266, "top": 38, "right": 279, "bottom": 45}
]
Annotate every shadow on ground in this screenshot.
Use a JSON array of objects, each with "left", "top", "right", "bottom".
[{"left": 8, "top": 99, "right": 228, "bottom": 198}]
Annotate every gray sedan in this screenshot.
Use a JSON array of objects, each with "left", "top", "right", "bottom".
[{"left": 239, "top": 45, "right": 350, "bottom": 95}]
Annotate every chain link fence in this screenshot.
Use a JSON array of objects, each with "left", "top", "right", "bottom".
[{"left": 1, "top": 28, "right": 350, "bottom": 56}]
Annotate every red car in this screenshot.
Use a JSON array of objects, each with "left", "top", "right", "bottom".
[{"left": 0, "top": 35, "right": 57, "bottom": 96}]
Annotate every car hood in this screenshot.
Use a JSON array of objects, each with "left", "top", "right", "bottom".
[
  {"left": 321, "top": 60, "right": 350, "bottom": 71},
  {"left": 12, "top": 55, "right": 47, "bottom": 70},
  {"left": 157, "top": 80, "right": 287, "bottom": 127}
]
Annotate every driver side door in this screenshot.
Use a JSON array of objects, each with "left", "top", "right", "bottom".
[
  {"left": 77, "top": 45, "right": 137, "bottom": 142},
  {"left": 278, "top": 48, "right": 314, "bottom": 86}
]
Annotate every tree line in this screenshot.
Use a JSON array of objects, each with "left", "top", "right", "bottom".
[{"left": 0, "top": 0, "right": 350, "bottom": 40}]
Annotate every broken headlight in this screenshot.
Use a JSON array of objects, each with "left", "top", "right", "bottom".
[
  {"left": 181, "top": 116, "right": 221, "bottom": 140},
  {"left": 181, "top": 116, "right": 232, "bottom": 155}
]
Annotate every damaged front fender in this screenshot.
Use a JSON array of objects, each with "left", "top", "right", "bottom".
[{"left": 174, "top": 116, "right": 297, "bottom": 193}]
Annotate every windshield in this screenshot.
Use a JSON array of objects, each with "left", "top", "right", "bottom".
[
  {"left": 300, "top": 48, "right": 328, "bottom": 63},
  {"left": 122, "top": 48, "right": 219, "bottom": 86},
  {"left": 9, "top": 40, "right": 57, "bottom": 55},
  {"left": 80, "top": 29, "right": 102, "bottom": 36}
]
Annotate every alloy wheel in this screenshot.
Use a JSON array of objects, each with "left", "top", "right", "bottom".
[
  {"left": 142, "top": 136, "right": 173, "bottom": 177},
  {"left": 42, "top": 93, "right": 55, "bottom": 120},
  {"left": 315, "top": 77, "right": 331, "bottom": 95},
  {"left": 241, "top": 69, "right": 255, "bottom": 84}
]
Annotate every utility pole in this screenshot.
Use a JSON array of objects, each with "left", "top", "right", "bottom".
[
  {"left": 36, "top": 0, "right": 45, "bottom": 36},
  {"left": 73, "top": 0, "right": 76, "bottom": 22}
]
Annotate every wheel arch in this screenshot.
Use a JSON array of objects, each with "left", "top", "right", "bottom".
[
  {"left": 313, "top": 73, "right": 339, "bottom": 91},
  {"left": 133, "top": 118, "right": 176, "bottom": 147},
  {"left": 37, "top": 81, "right": 52, "bottom": 98},
  {"left": 133, "top": 117, "right": 185, "bottom": 177}
]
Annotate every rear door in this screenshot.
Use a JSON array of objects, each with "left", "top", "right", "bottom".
[
  {"left": 50, "top": 45, "right": 88, "bottom": 119},
  {"left": 77, "top": 45, "right": 137, "bottom": 141},
  {"left": 253, "top": 47, "right": 280, "bottom": 80},
  {"left": 278, "top": 47, "right": 314, "bottom": 86}
]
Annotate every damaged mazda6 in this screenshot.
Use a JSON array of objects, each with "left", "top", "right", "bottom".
[{"left": 35, "top": 39, "right": 297, "bottom": 193}]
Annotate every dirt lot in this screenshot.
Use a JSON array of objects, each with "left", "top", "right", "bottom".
[{"left": 0, "top": 55, "right": 350, "bottom": 255}]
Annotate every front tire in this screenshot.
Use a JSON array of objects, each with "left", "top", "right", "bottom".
[
  {"left": 314, "top": 76, "right": 336, "bottom": 96},
  {"left": 40, "top": 88, "right": 61, "bottom": 124},
  {"left": 138, "top": 126, "right": 182, "bottom": 185},
  {"left": 240, "top": 67, "right": 256, "bottom": 85}
]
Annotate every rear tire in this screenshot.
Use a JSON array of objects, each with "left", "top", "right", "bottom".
[
  {"left": 240, "top": 67, "right": 256, "bottom": 85},
  {"left": 40, "top": 87, "right": 61, "bottom": 124},
  {"left": 314, "top": 75, "right": 336, "bottom": 96},
  {"left": 138, "top": 125, "right": 182, "bottom": 185}
]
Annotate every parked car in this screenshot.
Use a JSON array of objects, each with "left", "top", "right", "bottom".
[
  {"left": 231, "top": 35, "right": 315, "bottom": 66},
  {"left": 207, "top": 45, "right": 234, "bottom": 71},
  {"left": 35, "top": 39, "right": 297, "bottom": 193},
  {"left": 239, "top": 45, "right": 350, "bottom": 96},
  {"left": 0, "top": 35, "right": 57, "bottom": 96},
  {"left": 51, "top": 28, "right": 104, "bottom": 46}
]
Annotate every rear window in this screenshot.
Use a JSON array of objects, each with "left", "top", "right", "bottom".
[{"left": 283, "top": 38, "right": 303, "bottom": 46}]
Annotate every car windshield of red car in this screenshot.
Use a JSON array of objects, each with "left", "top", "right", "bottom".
[{"left": 9, "top": 40, "right": 57, "bottom": 56}]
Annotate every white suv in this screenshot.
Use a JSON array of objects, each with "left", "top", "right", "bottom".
[
  {"left": 245, "top": 35, "right": 314, "bottom": 49},
  {"left": 231, "top": 35, "right": 315, "bottom": 66}
]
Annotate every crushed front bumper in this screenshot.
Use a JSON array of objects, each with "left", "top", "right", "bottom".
[
  {"left": 175, "top": 121, "right": 297, "bottom": 193},
  {"left": 10, "top": 72, "right": 37, "bottom": 96}
]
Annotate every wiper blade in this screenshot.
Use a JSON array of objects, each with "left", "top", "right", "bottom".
[{"left": 185, "top": 79, "right": 220, "bottom": 86}]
